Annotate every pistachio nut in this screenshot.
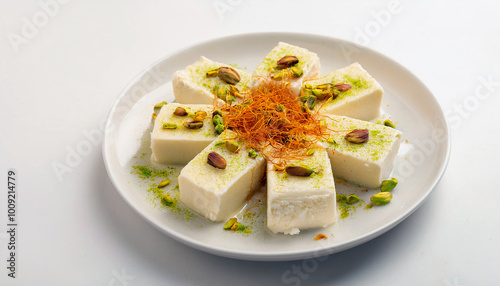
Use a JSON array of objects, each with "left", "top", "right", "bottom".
[
  {"left": 212, "top": 114, "right": 224, "bottom": 126},
  {"left": 160, "top": 194, "right": 174, "bottom": 206},
  {"left": 214, "top": 124, "right": 224, "bottom": 134},
  {"left": 183, "top": 121, "right": 203, "bottom": 129},
  {"left": 173, "top": 106, "right": 188, "bottom": 116},
  {"left": 212, "top": 109, "right": 223, "bottom": 118},
  {"left": 271, "top": 71, "right": 284, "bottom": 81},
  {"left": 206, "top": 69, "right": 219, "bottom": 77},
  {"left": 383, "top": 119, "right": 396, "bottom": 129},
  {"left": 218, "top": 67, "right": 241, "bottom": 85},
  {"left": 345, "top": 129, "right": 369, "bottom": 144},
  {"left": 225, "top": 140, "right": 240, "bottom": 153},
  {"left": 370, "top": 192, "right": 393, "bottom": 205},
  {"left": 306, "top": 148, "right": 315, "bottom": 156},
  {"left": 193, "top": 111, "right": 207, "bottom": 122},
  {"left": 158, "top": 179, "right": 171, "bottom": 188},
  {"left": 346, "top": 194, "right": 361, "bottom": 204},
  {"left": 277, "top": 55, "right": 299, "bottom": 69},
  {"left": 248, "top": 148, "right": 258, "bottom": 158},
  {"left": 162, "top": 123, "right": 177, "bottom": 129},
  {"left": 303, "top": 83, "right": 313, "bottom": 89},
  {"left": 285, "top": 166, "right": 314, "bottom": 177},
  {"left": 154, "top": 101, "right": 167, "bottom": 109},
  {"left": 229, "top": 85, "right": 243, "bottom": 99},
  {"left": 380, "top": 178, "right": 398, "bottom": 192},
  {"left": 223, "top": 218, "right": 237, "bottom": 230},
  {"left": 306, "top": 95, "right": 316, "bottom": 110},
  {"left": 316, "top": 83, "right": 332, "bottom": 90},
  {"left": 291, "top": 67, "right": 303, "bottom": 78},
  {"left": 335, "top": 83, "right": 352, "bottom": 91},
  {"left": 207, "top": 152, "right": 227, "bottom": 169}
]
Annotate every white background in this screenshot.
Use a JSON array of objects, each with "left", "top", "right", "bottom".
[{"left": 1, "top": 0, "right": 499, "bottom": 285}]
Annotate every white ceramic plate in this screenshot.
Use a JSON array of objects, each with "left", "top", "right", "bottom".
[{"left": 102, "top": 32, "right": 450, "bottom": 261}]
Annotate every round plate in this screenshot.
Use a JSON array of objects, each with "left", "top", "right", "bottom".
[{"left": 102, "top": 32, "right": 450, "bottom": 261}]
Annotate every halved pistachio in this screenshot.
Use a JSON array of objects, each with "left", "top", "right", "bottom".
[
  {"left": 299, "top": 94, "right": 309, "bottom": 103},
  {"left": 248, "top": 148, "right": 258, "bottom": 158},
  {"left": 346, "top": 194, "right": 360, "bottom": 204},
  {"left": 229, "top": 85, "right": 243, "bottom": 99},
  {"left": 316, "top": 83, "right": 332, "bottom": 90},
  {"left": 206, "top": 69, "right": 219, "bottom": 77},
  {"left": 223, "top": 218, "right": 237, "bottom": 230},
  {"left": 158, "top": 179, "right": 171, "bottom": 188},
  {"left": 214, "top": 124, "right": 224, "bottom": 134},
  {"left": 303, "top": 83, "right": 313, "bottom": 89},
  {"left": 306, "top": 148, "right": 315, "bottom": 156},
  {"left": 173, "top": 107, "right": 188, "bottom": 116},
  {"left": 183, "top": 121, "right": 203, "bottom": 129},
  {"left": 218, "top": 67, "right": 240, "bottom": 85},
  {"left": 193, "top": 111, "right": 207, "bottom": 122},
  {"left": 162, "top": 123, "right": 177, "bottom": 129},
  {"left": 290, "top": 67, "right": 303, "bottom": 78},
  {"left": 370, "top": 192, "right": 393, "bottom": 205},
  {"left": 277, "top": 55, "right": 299, "bottom": 69},
  {"left": 207, "top": 152, "right": 227, "bottom": 169},
  {"left": 334, "top": 83, "right": 352, "bottom": 91},
  {"left": 154, "top": 101, "right": 167, "bottom": 109},
  {"left": 306, "top": 95, "right": 316, "bottom": 110},
  {"left": 312, "top": 89, "right": 324, "bottom": 97},
  {"left": 212, "top": 114, "right": 224, "bottom": 126},
  {"left": 225, "top": 140, "right": 240, "bottom": 153},
  {"left": 212, "top": 110, "right": 223, "bottom": 118},
  {"left": 285, "top": 166, "right": 314, "bottom": 177},
  {"left": 384, "top": 119, "right": 396, "bottom": 129},
  {"left": 160, "top": 194, "right": 174, "bottom": 206},
  {"left": 345, "top": 129, "right": 369, "bottom": 144},
  {"left": 226, "top": 93, "right": 236, "bottom": 105},
  {"left": 381, "top": 178, "right": 398, "bottom": 192},
  {"left": 271, "top": 70, "right": 284, "bottom": 81}
]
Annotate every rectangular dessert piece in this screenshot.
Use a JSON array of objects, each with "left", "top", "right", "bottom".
[
  {"left": 173, "top": 56, "right": 252, "bottom": 105},
  {"left": 267, "top": 148, "right": 336, "bottom": 235},
  {"left": 253, "top": 42, "right": 320, "bottom": 96},
  {"left": 304, "top": 63, "right": 383, "bottom": 121},
  {"left": 321, "top": 115, "right": 402, "bottom": 188},
  {"left": 151, "top": 103, "right": 218, "bottom": 165},
  {"left": 178, "top": 130, "right": 266, "bottom": 222}
]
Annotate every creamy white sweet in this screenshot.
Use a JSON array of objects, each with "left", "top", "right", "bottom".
[
  {"left": 179, "top": 130, "right": 266, "bottom": 222},
  {"left": 306, "top": 63, "right": 383, "bottom": 121},
  {"left": 320, "top": 115, "right": 402, "bottom": 188},
  {"left": 253, "top": 42, "right": 320, "bottom": 95},
  {"left": 151, "top": 103, "right": 218, "bottom": 165},
  {"left": 266, "top": 148, "right": 337, "bottom": 235},
  {"left": 173, "top": 56, "right": 252, "bottom": 105}
]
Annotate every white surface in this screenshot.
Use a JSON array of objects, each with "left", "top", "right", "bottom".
[
  {"left": 0, "top": 0, "right": 499, "bottom": 285},
  {"left": 103, "top": 32, "right": 448, "bottom": 261}
]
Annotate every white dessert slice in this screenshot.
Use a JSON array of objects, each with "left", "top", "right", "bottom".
[
  {"left": 267, "top": 148, "right": 336, "bottom": 235},
  {"left": 151, "top": 103, "right": 218, "bottom": 165},
  {"left": 305, "top": 63, "right": 383, "bottom": 121},
  {"left": 179, "top": 130, "right": 266, "bottom": 222},
  {"left": 321, "top": 115, "right": 402, "bottom": 188},
  {"left": 253, "top": 42, "right": 320, "bottom": 95},
  {"left": 173, "top": 56, "right": 252, "bottom": 105}
]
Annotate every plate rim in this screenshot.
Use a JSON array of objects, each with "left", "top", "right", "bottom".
[{"left": 102, "top": 31, "right": 451, "bottom": 261}]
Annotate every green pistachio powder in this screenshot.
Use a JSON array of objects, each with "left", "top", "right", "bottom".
[{"left": 129, "top": 58, "right": 395, "bottom": 235}]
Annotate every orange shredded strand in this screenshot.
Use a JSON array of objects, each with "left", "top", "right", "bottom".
[{"left": 220, "top": 79, "right": 332, "bottom": 168}]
